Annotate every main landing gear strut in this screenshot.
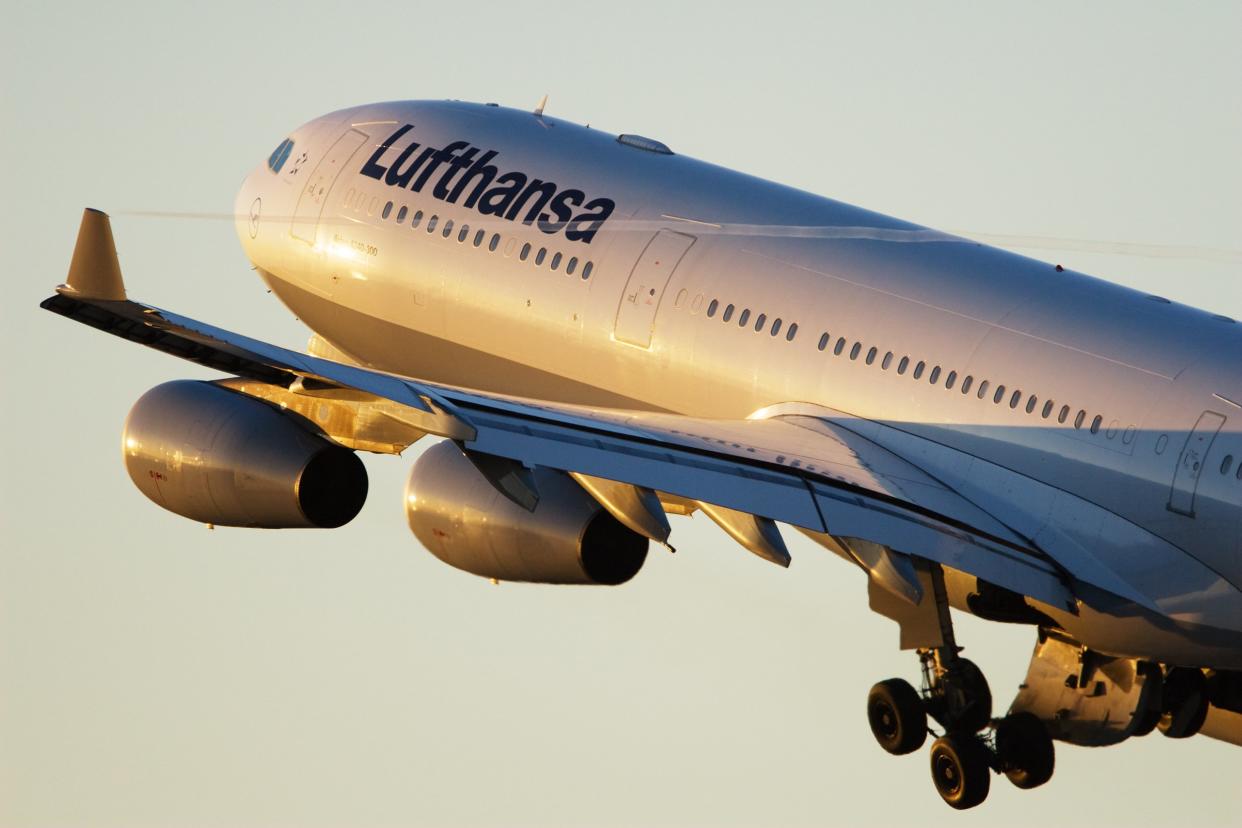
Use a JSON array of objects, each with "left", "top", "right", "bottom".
[{"left": 864, "top": 564, "right": 1054, "bottom": 809}]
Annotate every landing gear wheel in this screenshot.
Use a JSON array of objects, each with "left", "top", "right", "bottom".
[
  {"left": 867, "top": 678, "right": 927, "bottom": 755},
  {"left": 1158, "top": 668, "right": 1208, "bottom": 739},
  {"left": 929, "top": 734, "right": 991, "bottom": 810},
  {"left": 1132, "top": 707, "right": 1161, "bottom": 737},
  {"left": 995, "top": 713, "right": 1055, "bottom": 789},
  {"left": 1132, "top": 663, "right": 1163, "bottom": 737},
  {"left": 948, "top": 658, "right": 993, "bottom": 733}
]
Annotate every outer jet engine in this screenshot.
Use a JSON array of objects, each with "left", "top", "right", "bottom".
[
  {"left": 123, "top": 380, "right": 368, "bottom": 528},
  {"left": 405, "top": 441, "right": 648, "bottom": 585}
]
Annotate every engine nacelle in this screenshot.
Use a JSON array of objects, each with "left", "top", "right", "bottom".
[
  {"left": 123, "top": 380, "right": 368, "bottom": 528},
  {"left": 405, "top": 441, "right": 647, "bottom": 585}
]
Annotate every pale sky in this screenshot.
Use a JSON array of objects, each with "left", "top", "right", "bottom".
[{"left": 2, "top": 2, "right": 1240, "bottom": 826}]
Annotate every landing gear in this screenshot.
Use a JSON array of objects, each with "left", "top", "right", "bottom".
[
  {"left": 995, "top": 712, "right": 1055, "bottom": 789},
  {"left": 862, "top": 563, "right": 1055, "bottom": 809},
  {"left": 1158, "top": 667, "right": 1209, "bottom": 739},
  {"left": 867, "top": 678, "right": 926, "bottom": 755},
  {"left": 919, "top": 653, "right": 992, "bottom": 733},
  {"left": 929, "top": 734, "right": 991, "bottom": 810}
]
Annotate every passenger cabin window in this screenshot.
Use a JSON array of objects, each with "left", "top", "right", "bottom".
[
  {"left": 818, "top": 333, "right": 830, "bottom": 351},
  {"left": 786, "top": 323, "right": 798, "bottom": 342},
  {"left": 396, "top": 206, "right": 408, "bottom": 223}
]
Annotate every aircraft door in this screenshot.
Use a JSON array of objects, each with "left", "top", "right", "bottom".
[
  {"left": 290, "top": 129, "right": 369, "bottom": 245},
  {"left": 613, "top": 230, "right": 696, "bottom": 348},
  {"left": 1167, "top": 410, "right": 1226, "bottom": 516}
]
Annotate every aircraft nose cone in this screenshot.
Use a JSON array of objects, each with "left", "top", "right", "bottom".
[
  {"left": 233, "top": 168, "right": 264, "bottom": 249},
  {"left": 247, "top": 195, "right": 262, "bottom": 239}
]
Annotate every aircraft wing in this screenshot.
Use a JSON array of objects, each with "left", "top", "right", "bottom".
[{"left": 44, "top": 209, "right": 1088, "bottom": 613}]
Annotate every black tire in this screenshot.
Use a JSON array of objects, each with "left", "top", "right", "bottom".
[
  {"left": 1132, "top": 707, "right": 1161, "bottom": 737},
  {"left": 951, "top": 658, "right": 993, "bottom": 733},
  {"left": 867, "top": 679, "right": 927, "bottom": 755},
  {"left": 929, "top": 734, "right": 991, "bottom": 810},
  {"left": 1158, "top": 668, "right": 1209, "bottom": 739},
  {"left": 1132, "top": 662, "right": 1163, "bottom": 737},
  {"left": 995, "top": 713, "right": 1055, "bottom": 790}
]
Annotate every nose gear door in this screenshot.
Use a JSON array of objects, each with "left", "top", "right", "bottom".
[{"left": 290, "top": 129, "right": 369, "bottom": 245}]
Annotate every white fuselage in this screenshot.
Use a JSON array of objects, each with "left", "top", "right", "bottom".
[{"left": 235, "top": 100, "right": 1242, "bottom": 668}]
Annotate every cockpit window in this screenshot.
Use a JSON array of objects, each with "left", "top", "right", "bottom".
[{"left": 267, "top": 138, "right": 294, "bottom": 173}]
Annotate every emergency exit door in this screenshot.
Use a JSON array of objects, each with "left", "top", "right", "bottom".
[
  {"left": 613, "top": 230, "right": 696, "bottom": 348},
  {"left": 1168, "top": 411, "right": 1226, "bottom": 516},
  {"left": 290, "top": 129, "right": 369, "bottom": 245}
]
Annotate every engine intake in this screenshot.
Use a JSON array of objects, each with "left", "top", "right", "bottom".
[
  {"left": 405, "top": 441, "right": 647, "bottom": 585},
  {"left": 123, "top": 380, "right": 367, "bottom": 528}
]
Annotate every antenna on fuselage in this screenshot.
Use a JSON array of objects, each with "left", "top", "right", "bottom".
[{"left": 533, "top": 94, "right": 548, "bottom": 117}]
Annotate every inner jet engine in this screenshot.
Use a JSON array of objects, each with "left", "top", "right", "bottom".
[
  {"left": 405, "top": 441, "right": 648, "bottom": 585},
  {"left": 123, "top": 380, "right": 368, "bottom": 528}
]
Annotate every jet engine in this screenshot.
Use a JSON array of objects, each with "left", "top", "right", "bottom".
[
  {"left": 123, "top": 380, "right": 368, "bottom": 528},
  {"left": 405, "top": 441, "right": 648, "bottom": 585}
]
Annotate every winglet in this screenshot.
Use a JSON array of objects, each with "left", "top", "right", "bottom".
[{"left": 59, "top": 208, "right": 126, "bottom": 301}]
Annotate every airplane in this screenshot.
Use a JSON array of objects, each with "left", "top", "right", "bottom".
[{"left": 42, "top": 98, "right": 1241, "bottom": 810}]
